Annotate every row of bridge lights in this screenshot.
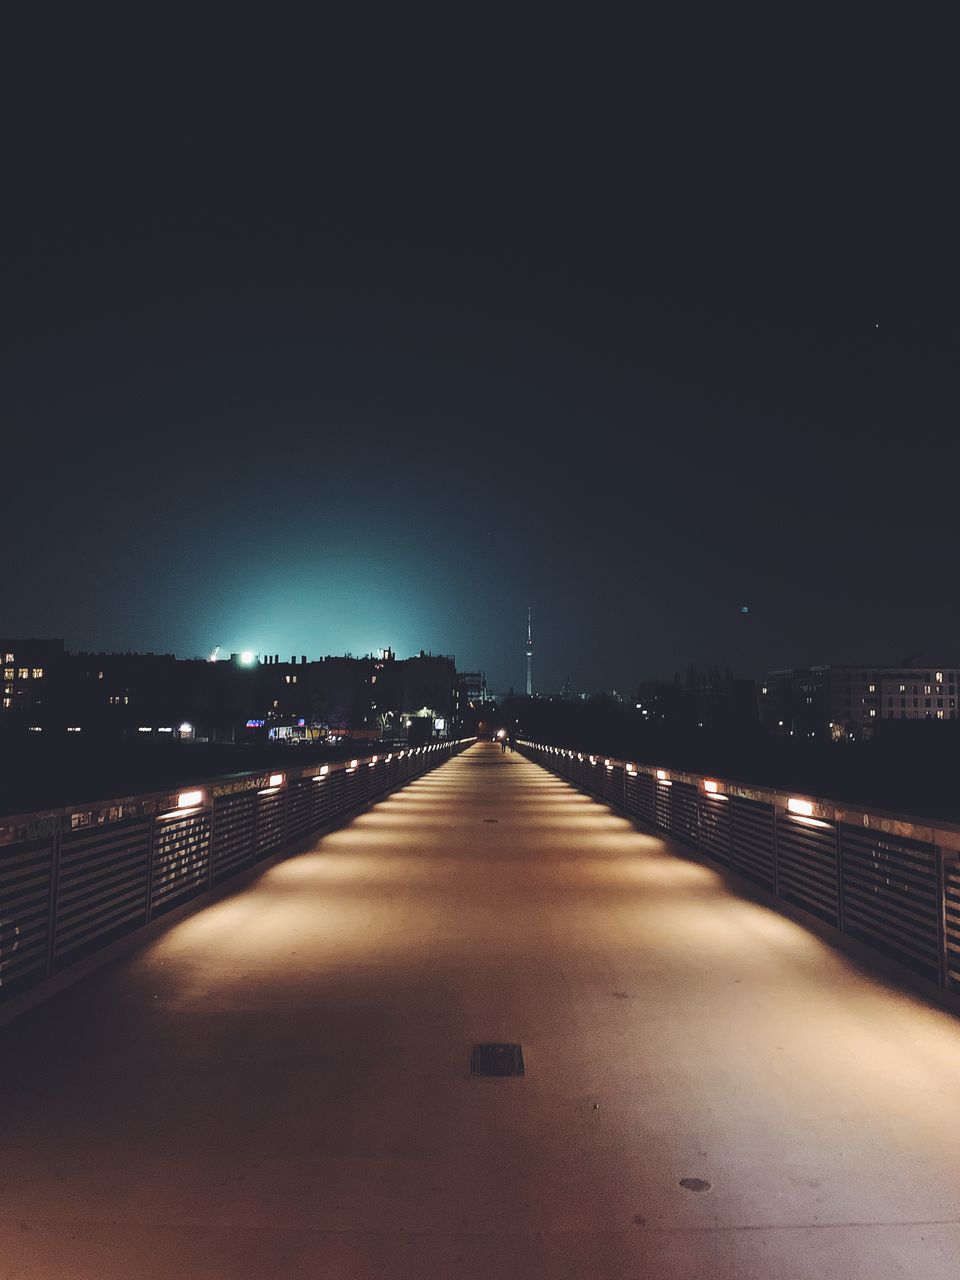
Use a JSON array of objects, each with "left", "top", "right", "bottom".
[
  {"left": 530, "top": 743, "right": 816, "bottom": 818},
  {"left": 163, "top": 745, "right": 446, "bottom": 816}
]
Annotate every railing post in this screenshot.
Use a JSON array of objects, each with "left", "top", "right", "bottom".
[
  {"left": 44, "top": 820, "right": 63, "bottom": 979},
  {"left": 145, "top": 812, "right": 158, "bottom": 924},
  {"left": 771, "top": 795, "right": 780, "bottom": 900},
  {"left": 937, "top": 844, "right": 949, "bottom": 990},
  {"left": 207, "top": 795, "right": 217, "bottom": 890}
]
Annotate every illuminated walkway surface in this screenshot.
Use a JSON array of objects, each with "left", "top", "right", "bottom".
[{"left": 4, "top": 745, "right": 960, "bottom": 1278}]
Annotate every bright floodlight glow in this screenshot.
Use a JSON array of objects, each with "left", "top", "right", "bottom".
[
  {"left": 314, "top": 765, "right": 329, "bottom": 778},
  {"left": 788, "top": 797, "right": 814, "bottom": 816},
  {"left": 241, "top": 651, "right": 255, "bottom": 665},
  {"left": 703, "top": 779, "right": 719, "bottom": 793},
  {"left": 179, "top": 722, "right": 193, "bottom": 734},
  {"left": 178, "top": 789, "right": 203, "bottom": 808},
  {"left": 268, "top": 772, "right": 284, "bottom": 787},
  {"left": 656, "top": 769, "right": 668, "bottom": 781}
]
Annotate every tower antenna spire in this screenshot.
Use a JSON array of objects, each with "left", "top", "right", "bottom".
[{"left": 526, "top": 606, "right": 533, "bottom": 696}]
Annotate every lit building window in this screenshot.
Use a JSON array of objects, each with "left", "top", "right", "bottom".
[
  {"left": 3, "top": 668, "right": 12, "bottom": 681},
  {"left": 31, "top": 668, "right": 43, "bottom": 679},
  {"left": 899, "top": 684, "right": 906, "bottom": 693},
  {"left": 925, "top": 685, "right": 931, "bottom": 695},
  {"left": 868, "top": 683, "right": 876, "bottom": 693},
  {"left": 869, "top": 708, "right": 876, "bottom": 717},
  {"left": 937, "top": 709, "right": 945, "bottom": 719},
  {"left": 98, "top": 671, "right": 104, "bottom": 679},
  {"left": 18, "top": 668, "right": 28, "bottom": 680},
  {"left": 2, "top": 698, "right": 10, "bottom": 709},
  {"left": 937, "top": 672, "right": 943, "bottom": 683},
  {"left": 3, "top": 653, "right": 12, "bottom": 663}
]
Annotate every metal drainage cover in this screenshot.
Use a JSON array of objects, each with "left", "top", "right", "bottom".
[{"left": 471, "top": 1043, "right": 524, "bottom": 1077}]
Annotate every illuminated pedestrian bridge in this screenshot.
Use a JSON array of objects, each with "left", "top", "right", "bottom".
[{"left": 2, "top": 742, "right": 960, "bottom": 1278}]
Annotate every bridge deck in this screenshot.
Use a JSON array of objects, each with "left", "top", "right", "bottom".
[{"left": 3, "top": 741, "right": 960, "bottom": 1277}]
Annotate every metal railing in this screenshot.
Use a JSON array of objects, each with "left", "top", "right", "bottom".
[
  {"left": 0, "top": 739, "right": 473, "bottom": 1009},
  {"left": 520, "top": 740, "right": 960, "bottom": 997}
]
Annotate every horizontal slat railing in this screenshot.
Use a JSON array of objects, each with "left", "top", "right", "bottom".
[
  {"left": 0, "top": 740, "right": 473, "bottom": 1009},
  {"left": 519, "top": 740, "right": 960, "bottom": 997}
]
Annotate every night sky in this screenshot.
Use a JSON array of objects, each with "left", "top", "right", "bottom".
[{"left": 5, "top": 12, "right": 958, "bottom": 694}]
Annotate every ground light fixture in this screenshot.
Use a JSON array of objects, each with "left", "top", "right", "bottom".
[
  {"left": 787, "top": 797, "right": 814, "bottom": 816},
  {"left": 177, "top": 789, "right": 203, "bottom": 809},
  {"left": 703, "top": 779, "right": 721, "bottom": 794}
]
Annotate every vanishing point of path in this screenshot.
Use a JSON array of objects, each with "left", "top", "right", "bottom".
[{"left": 2, "top": 741, "right": 960, "bottom": 1278}]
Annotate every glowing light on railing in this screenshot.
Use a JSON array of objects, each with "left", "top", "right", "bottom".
[
  {"left": 656, "top": 769, "right": 668, "bottom": 781},
  {"left": 626, "top": 764, "right": 637, "bottom": 775},
  {"left": 703, "top": 779, "right": 720, "bottom": 794},
  {"left": 313, "top": 765, "right": 329, "bottom": 780},
  {"left": 605, "top": 759, "right": 613, "bottom": 770},
  {"left": 589, "top": 755, "right": 597, "bottom": 764},
  {"left": 787, "top": 797, "right": 814, "bottom": 816},
  {"left": 385, "top": 753, "right": 393, "bottom": 762},
  {"left": 577, "top": 753, "right": 583, "bottom": 761},
  {"left": 268, "top": 773, "right": 284, "bottom": 787},
  {"left": 177, "top": 789, "right": 203, "bottom": 809}
]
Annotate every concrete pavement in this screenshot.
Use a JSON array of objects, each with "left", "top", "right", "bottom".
[{"left": 3, "top": 741, "right": 960, "bottom": 1277}]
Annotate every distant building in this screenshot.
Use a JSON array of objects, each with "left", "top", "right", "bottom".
[
  {"left": 461, "top": 671, "right": 487, "bottom": 704},
  {"left": 0, "top": 639, "right": 464, "bottom": 744},
  {"left": 0, "top": 638, "right": 64, "bottom": 724},
  {"left": 762, "top": 666, "right": 960, "bottom": 739}
]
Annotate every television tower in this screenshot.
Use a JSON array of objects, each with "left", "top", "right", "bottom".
[{"left": 525, "top": 606, "right": 533, "bottom": 696}]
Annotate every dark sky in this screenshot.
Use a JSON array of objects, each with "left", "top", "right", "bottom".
[{"left": 4, "top": 11, "right": 959, "bottom": 693}]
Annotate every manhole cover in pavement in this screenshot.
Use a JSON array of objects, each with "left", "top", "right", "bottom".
[
  {"left": 471, "top": 1043, "right": 524, "bottom": 1076},
  {"left": 679, "top": 1178, "right": 711, "bottom": 1192}
]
